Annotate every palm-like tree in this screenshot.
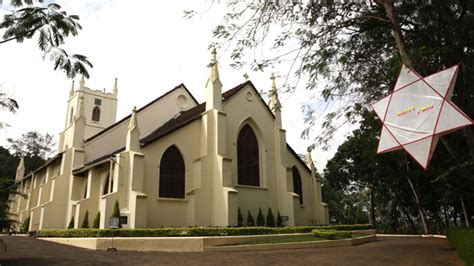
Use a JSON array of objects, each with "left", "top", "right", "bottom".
[
  {"left": 0, "top": 91, "right": 19, "bottom": 129},
  {"left": 0, "top": 3, "right": 92, "bottom": 78}
]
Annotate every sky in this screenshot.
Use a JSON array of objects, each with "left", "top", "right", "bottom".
[{"left": 0, "top": 0, "right": 351, "bottom": 173}]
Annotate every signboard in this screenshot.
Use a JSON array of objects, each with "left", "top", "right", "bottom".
[
  {"left": 371, "top": 64, "right": 473, "bottom": 169},
  {"left": 109, "top": 217, "right": 120, "bottom": 229},
  {"left": 281, "top": 215, "right": 289, "bottom": 222}
]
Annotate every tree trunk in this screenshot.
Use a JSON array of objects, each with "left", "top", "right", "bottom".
[
  {"left": 462, "top": 127, "right": 474, "bottom": 163},
  {"left": 405, "top": 175, "right": 430, "bottom": 234},
  {"left": 443, "top": 205, "right": 450, "bottom": 228},
  {"left": 370, "top": 187, "right": 377, "bottom": 228},
  {"left": 402, "top": 207, "right": 418, "bottom": 234},
  {"left": 460, "top": 195, "right": 470, "bottom": 227}
]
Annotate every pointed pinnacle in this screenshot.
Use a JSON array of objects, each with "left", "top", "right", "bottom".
[
  {"left": 69, "top": 80, "right": 75, "bottom": 97},
  {"left": 129, "top": 106, "right": 138, "bottom": 130},
  {"left": 113, "top": 77, "right": 118, "bottom": 93},
  {"left": 79, "top": 74, "right": 85, "bottom": 89}
]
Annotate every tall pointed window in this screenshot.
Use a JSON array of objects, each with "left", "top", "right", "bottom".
[
  {"left": 159, "top": 146, "right": 185, "bottom": 198},
  {"left": 102, "top": 174, "right": 110, "bottom": 195},
  {"left": 237, "top": 124, "right": 260, "bottom": 186},
  {"left": 92, "top": 106, "right": 101, "bottom": 122},
  {"left": 292, "top": 166, "right": 303, "bottom": 205}
]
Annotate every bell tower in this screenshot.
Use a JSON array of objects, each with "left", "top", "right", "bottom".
[{"left": 59, "top": 76, "right": 118, "bottom": 152}]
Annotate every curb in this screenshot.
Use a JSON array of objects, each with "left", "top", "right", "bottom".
[{"left": 376, "top": 234, "right": 446, "bottom": 239}]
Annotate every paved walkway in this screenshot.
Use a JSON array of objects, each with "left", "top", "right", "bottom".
[{"left": 0, "top": 236, "right": 463, "bottom": 265}]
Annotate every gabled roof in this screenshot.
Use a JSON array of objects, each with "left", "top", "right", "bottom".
[{"left": 85, "top": 83, "right": 198, "bottom": 143}]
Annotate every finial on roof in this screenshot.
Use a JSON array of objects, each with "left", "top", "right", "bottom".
[
  {"left": 113, "top": 77, "right": 118, "bottom": 94},
  {"left": 79, "top": 74, "right": 85, "bottom": 90},
  {"left": 129, "top": 106, "right": 138, "bottom": 131},
  {"left": 205, "top": 46, "right": 223, "bottom": 111},
  {"left": 243, "top": 73, "right": 249, "bottom": 81},
  {"left": 268, "top": 73, "right": 281, "bottom": 112},
  {"left": 69, "top": 80, "right": 75, "bottom": 97},
  {"left": 306, "top": 150, "right": 315, "bottom": 168},
  {"left": 15, "top": 157, "right": 25, "bottom": 181}
]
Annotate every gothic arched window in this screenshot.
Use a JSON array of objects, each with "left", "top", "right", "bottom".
[
  {"left": 292, "top": 166, "right": 303, "bottom": 205},
  {"left": 237, "top": 124, "right": 260, "bottom": 186},
  {"left": 102, "top": 174, "right": 110, "bottom": 196},
  {"left": 92, "top": 106, "right": 101, "bottom": 122},
  {"left": 159, "top": 146, "right": 185, "bottom": 198}
]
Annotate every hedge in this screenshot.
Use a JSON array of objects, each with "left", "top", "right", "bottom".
[
  {"left": 312, "top": 229, "right": 352, "bottom": 240},
  {"left": 446, "top": 227, "right": 474, "bottom": 266},
  {"left": 37, "top": 224, "right": 373, "bottom": 238}
]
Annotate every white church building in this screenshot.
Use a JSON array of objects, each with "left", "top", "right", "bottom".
[{"left": 10, "top": 48, "right": 328, "bottom": 231}]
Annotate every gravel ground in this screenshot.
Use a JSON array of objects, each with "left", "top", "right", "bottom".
[{"left": 0, "top": 235, "right": 463, "bottom": 266}]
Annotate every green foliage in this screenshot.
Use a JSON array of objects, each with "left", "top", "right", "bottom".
[
  {"left": 0, "top": 3, "right": 92, "bottom": 78},
  {"left": 246, "top": 211, "right": 255, "bottom": 226},
  {"left": 256, "top": 208, "right": 265, "bottom": 226},
  {"left": 237, "top": 208, "right": 243, "bottom": 227},
  {"left": 276, "top": 211, "right": 283, "bottom": 227},
  {"left": 311, "top": 229, "right": 352, "bottom": 240},
  {"left": 37, "top": 224, "right": 373, "bottom": 238},
  {"left": 81, "top": 211, "right": 89, "bottom": 229},
  {"left": 0, "top": 176, "right": 23, "bottom": 232},
  {"left": 93, "top": 212, "right": 100, "bottom": 229},
  {"left": 446, "top": 228, "right": 474, "bottom": 265},
  {"left": 20, "top": 216, "right": 30, "bottom": 233},
  {"left": 111, "top": 200, "right": 122, "bottom": 228},
  {"left": 67, "top": 216, "right": 74, "bottom": 229},
  {"left": 266, "top": 208, "right": 275, "bottom": 227}
]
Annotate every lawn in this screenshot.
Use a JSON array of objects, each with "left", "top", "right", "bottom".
[{"left": 446, "top": 227, "right": 474, "bottom": 266}]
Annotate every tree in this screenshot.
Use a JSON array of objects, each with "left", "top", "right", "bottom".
[
  {"left": 237, "top": 208, "right": 243, "bottom": 227},
  {"left": 0, "top": 1, "right": 93, "bottom": 78},
  {"left": 67, "top": 216, "right": 74, "bottom": 229},
  {"left": 266, "top": 208, "right": 275, "bottom": 227},
  {"left": 256, "top": 208, "right": 265, "bottom": 226},
  {"left": 20, "top": 216, "right": 29, "bottom": 233},
  {"left": 0, "top": 176, "right": 24, "bottom": 232},
  {"left": 81, "top": 210, "right": 89, "bottom": 228},
  {"left": 276, "top": 211, "right": 283, "bottom": 227},
  {"left": 246, "top": 211, "right": 255, "bottom": 226},
  {"left": 7, "top": 131, "right": 54, "bottom": 173},
  {"left": 111, "top": 200, "right": 122, "bottom": 228},
  {"left": 93, "top": 211, "right": 100, "bottom": 229},
  {"left": 0, "top": 91, "right": 19, "bottom": 129}
]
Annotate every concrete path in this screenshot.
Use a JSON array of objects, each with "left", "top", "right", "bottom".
[{"left": 0, "top": 235, "right": 463, "bottom": 265}]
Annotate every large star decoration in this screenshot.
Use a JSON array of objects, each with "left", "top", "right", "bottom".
[{"left": 371, "top": 64, "right": 473, "bottom": 169}]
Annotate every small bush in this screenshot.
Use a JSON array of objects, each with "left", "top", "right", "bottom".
[
  {"left": 67, "top": 216, "right": 75, "bottom": 229},
  {"left": 237, "top": 208, "right": 243, "bottom": 227},
  {"left": 312, "top": 229, "right": 352, "bottom": 240},
  {"left": 256, "top": 208, "right": 265, "bottom": 226},
  {"left": 266, "top": 208, "right": 275, "bottom": 227},
  {"left": 93, "top": 212, "right": 100, "bottom": 228},
  {"left": 247, "top": 211, "right": 255, "bottom": 226},
  {"left": 20, "top": 217, "right": 30, "bottom": 233},
  {"left": 81, "top": 211, "right": 89, "bottom": 228},
  {"left": 446, "top": 227, "right": 474, "bottom": 265},
  {"left": 111, "top": 200, "right": 122, "bottom": 228},
  {"left": 276, "top": 211, "right": 283, "bottom": 227}
]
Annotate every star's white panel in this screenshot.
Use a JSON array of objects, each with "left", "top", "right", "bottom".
[
  {"left": 377, "top": 126, "right": 401, "bottom": 153},
  {"left": 435, "top": 101, "right": 473, "bottom": 134},
  {"left": 372, "top": 95, "right": 391, "bottom": 120},
  {"left": 403, "top": 137, "right": 434, "bottom": 169},
  {"left": 384, "top": 80, "right": 443, "bottom": 145},
  {"left": 423, "top": 65, "right": 458, "bottom": 98},
  {"left": 394, "top": 65, "right": 420, "bottom": 90}
]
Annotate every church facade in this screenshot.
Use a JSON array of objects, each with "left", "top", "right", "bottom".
[{"left": 10, "top": 49, "right": 328, "bottom": 231}]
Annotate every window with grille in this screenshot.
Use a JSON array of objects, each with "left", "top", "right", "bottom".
[
  {"left": 159, "top": 146, "right": 185, "bottom": 198},
  {"left": 292, "top": 166, "right": 303, "bottom": 205},
  {"left": 237, "top": 124, "right": 260, "bottom": 186}
]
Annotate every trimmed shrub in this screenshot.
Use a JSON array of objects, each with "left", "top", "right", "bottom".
[
  {"left": 312, "top": 229, "right": 352, "bottom": 240},
  {"left": 276, "top": 211, "right": 283, "bottom": 227},
  {"left": 237, "top": 208, "right": 243, "bottom": 227},
  {"left": 256, "top": 208, "right": 265, "bottom": 226},
  {"left": 266, "top": 208, "right": 275, "bottom": 227},
  {"left": 20, "top": 217, "right": 30, "bottom": 233},
  {"left": 67, "top": 216, "right": 75, "bottom": 229},
  {"left": 446, "top": 227, "right": 474, "bottom": 266},
  {"left": 81, "top": 211, "right": 89, "bottom": 228},
  {"left": 111, "top": 200, "right": 122, "bottom": 228},
  {"left": 37, "top": 224, "right": 373, "bottom": 238},
  {"left": 93, "top": 212, "right": 100, "bottom": 228},
  {"left": 247, "top": 211, "right": 255, "bottom": 226}
]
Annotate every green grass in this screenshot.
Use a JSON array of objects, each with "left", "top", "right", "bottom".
[{"left": 446, "top": 228, "right": 474, "bottom": 266}]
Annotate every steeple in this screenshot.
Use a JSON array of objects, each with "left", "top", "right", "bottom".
[
  {"left": 269, "top": 73, "right": 282, "bottom": 128},
  {"left": 126, "top": 106, "right": 140, "bottom": 151},
  {"left": 306, "top": 150, "right": 315, "bottom": 172},
  {"left": 15, "top": 157, "right": 25, "bottom": 181},
  {"left": 79, "top": 74, "right": 85, "bottom": 90},
  {"left": 69, "top": 80, "right": 75, "bottom": 97},
  {"left": 205, "top": 47, "right": 223, "bottom": 111},
  {"left": 113, "top": 78, "right": 118, "bottom": 94}
]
